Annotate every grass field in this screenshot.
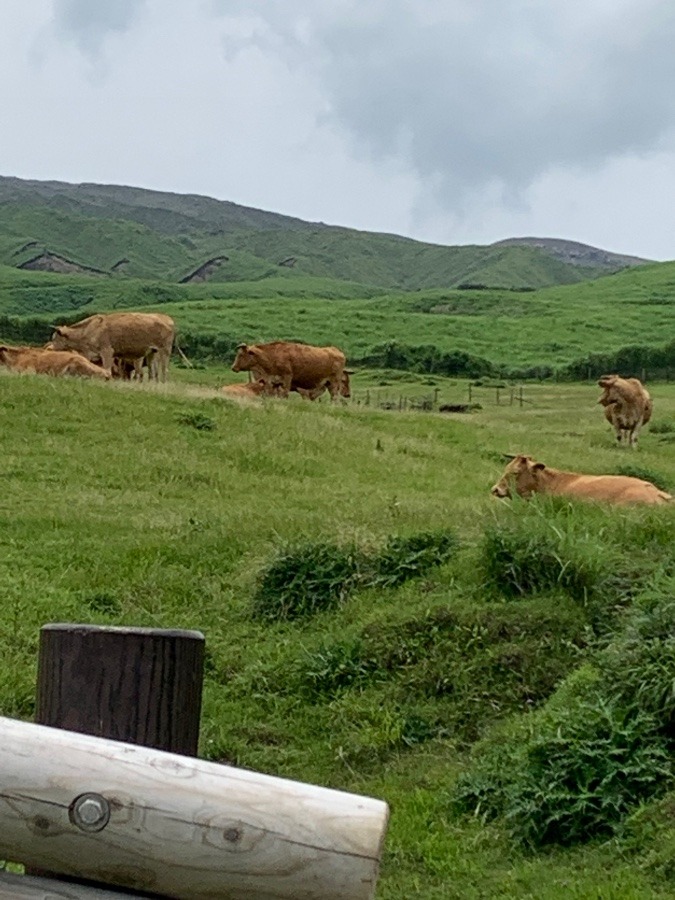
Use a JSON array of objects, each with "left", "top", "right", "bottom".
[
  {"left": 2, "top": 256, "right": 674, "bottom": 378},
  {"left": 1, "top": 366, "right": 675, "bottom": 897}
]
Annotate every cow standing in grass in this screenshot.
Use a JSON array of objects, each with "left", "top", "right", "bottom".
[
  {"left": 50, "top": 313, "right": 175, "bottom": 382},
  {"left": 232, "top": 341, "right": 348, "bottom": 401},
  {"left": 597, "top": 374, "right": 652, "bottom": 449},
  {"left": 491, "top": 454, "right": 671, "bottom": 505}
]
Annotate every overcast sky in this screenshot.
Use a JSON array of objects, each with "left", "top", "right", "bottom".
[{"left": 3, "top": 0, "right": 675, "bottom": 260}]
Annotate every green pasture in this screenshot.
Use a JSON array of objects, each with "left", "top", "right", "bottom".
[
  {"left": 0, "top": 367, "right": 674, "bottom": 897},
  {"left": 1, "top": 256, "right": 673, "bottom": 377}
]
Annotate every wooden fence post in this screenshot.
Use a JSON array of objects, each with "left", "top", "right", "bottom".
[{"left": 35, "top": 624, "right": 205, "bottom": 754}]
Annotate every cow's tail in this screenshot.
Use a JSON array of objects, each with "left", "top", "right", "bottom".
[{"left": 174, "top": 343, "right": 193, "bottom": 368}]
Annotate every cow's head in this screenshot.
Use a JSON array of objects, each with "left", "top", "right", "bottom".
[
  {"left": 49, "top": 325, "right": 70, "bottom": 350},
  {"left": 491, "top": 454, "right": 546, "bottom": 499},
  {"left": 0, "top": 345, "right": 11, "bottom": 366},
  {"left": 340, "top": 370, "right": 353, "bottom": 398},
  {"left": 231, "top": 343, "right": 257, "bottom": 372}
]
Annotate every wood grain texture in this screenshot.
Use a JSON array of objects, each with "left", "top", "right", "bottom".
[
  {"left": 0, "top": 871, "right": 151, "bottom": 898},
  {"left": 35, "top": 624, "right": 205, "bottom": 754},
  {"left": 0, "top": 716, "right": 389, "bottom": 900}
]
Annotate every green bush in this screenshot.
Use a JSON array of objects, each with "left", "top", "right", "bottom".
[
  {"left": 649, "top": 420, "right": 675, "bottom": 434},
  {"left": 252, "top": 541, "right": 364, "bottom": 621},
  {"left": 482, "top": 522, "right": 606, "bottom": 604},
  {"left": 253, "top": 530, "right": 459, "bottom": 622},
  {"left": 369, "top": 530, "right": 458, "bottom": 587},
  {"left": 602, "top": 586, "right": 675, "bottom": 741},
  {"left": 452, "top": 667, "right": 672, "bottom": 848},
  {"left": 177, "top": 412, "right": 216, "bottom": 431}
]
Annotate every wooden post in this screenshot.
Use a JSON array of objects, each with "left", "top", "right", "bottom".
[
  {"left": 36, "top": 624, "right": 205, "bottom": 754},
  {"left": 0, "top": 716, "right": 389, "bottom": 900}
]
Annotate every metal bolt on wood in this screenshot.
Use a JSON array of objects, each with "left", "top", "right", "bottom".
[{"left": 69, "top": 793, "right": 110, "bottom": 832}]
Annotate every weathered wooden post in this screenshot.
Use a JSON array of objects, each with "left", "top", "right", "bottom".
[
  {"left": 0, "top": 623, "right": 389, "bottom": 899},
  {"left": 35, "top": 624, "right": 204, "bottom": 753}
]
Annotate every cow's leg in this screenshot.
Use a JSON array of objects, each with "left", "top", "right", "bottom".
[
  {"left": 154, "top": 349, "right": 169, "bottom": 382},
  {"left": 99, "top": 348, "right": 115, "bottom": 378},
  {"left": 326, "top": 378, "right": 341, "bottom": 402},
  {"left": 630, "top": 422, "right": 642, "bottom": 449},
  {"left": 133, "top": 358, "right": 144, "bottom": 381}
]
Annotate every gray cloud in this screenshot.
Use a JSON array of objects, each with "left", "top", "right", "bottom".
[
  {"left": 53, "top": 0, "right": 147, "bottom": 54},
  {"left": 215, "top": 1, "right": 675, "bottom": 209}
]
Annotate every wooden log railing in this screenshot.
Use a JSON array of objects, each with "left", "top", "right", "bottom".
[{"left": 0, "top": 715, "right": 388, "bottom": 900}]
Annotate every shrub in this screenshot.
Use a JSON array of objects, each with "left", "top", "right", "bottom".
[
  {"left": 602, "top": 587, "right": 675, "bottom": 741},
  {"left": 252, "top": 541, "right": 363, "bottom": 621},
  {"left": 368, "top": 530, "right": 458, "bottom": 588},
  {"left": 482, "top": 522, "right": 603, "bottom": 604},
  {"left": 177, "top": 412, "right": 216, "bottom": 431},
  {"left": 253, "top": 530, "right": 459, "bottom": 622},
  {"left": 452, "top": 666, "right": 672, "bottom": 848}
]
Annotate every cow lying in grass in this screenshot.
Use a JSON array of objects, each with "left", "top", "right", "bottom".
[
  {"left": 0, "top": 345, "right": 110, "bottom": 380},
  {"left": 220, "top": 379, "right": 285, "bottom": 399},
  {"left": 491, "top": 454, "right": 672, "bottom": 505}
]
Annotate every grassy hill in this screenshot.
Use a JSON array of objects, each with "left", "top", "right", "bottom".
[
  {"left": 1, "top": 256, "right": 673, "bottom": 380},
  {"left": 0, "top": 370, "right": 674, "bottom": 897},
  {"left": 0, "top": 176, "right": 646, "bottom": 290}
]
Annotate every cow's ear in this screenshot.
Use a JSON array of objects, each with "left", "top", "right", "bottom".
[
  {"left": 52, "top": 326, "right": 64, "bottom": 335},
  {"left": 532, "top": 462, "right": 546, "bottom": 471}
]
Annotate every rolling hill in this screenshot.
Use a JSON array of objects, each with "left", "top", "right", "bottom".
[{"left": 0, "top": 176, "right": 650, "bottom": 290}]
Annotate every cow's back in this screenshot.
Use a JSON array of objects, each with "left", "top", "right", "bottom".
[
  {"left": 101, "top": 313, "right": 175, "bottom": 356},
  {"left": 261, "top": 342, "right": 345, "bottom": 381}
]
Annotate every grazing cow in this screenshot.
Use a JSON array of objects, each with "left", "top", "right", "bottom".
[
  {"left": 491, "top": 454, "right": 671, "bottom": 505},
  {"left": 0, "top": 345, "right": 110, "bottom": 380},
  {"left": 597, "top": 374, "right": 652, "bottom": 449},
  {"left": 293, "top": 370, "right": 352, "bottom": 401},
  {"left": 50, "top": 313, "right": 175, "bottom": 382},
  {"left": 220, "top": 378, "right": 285, "bottom": 399},
  {"left": 232, "top": 341, "right": 347, "bottom": 400}
]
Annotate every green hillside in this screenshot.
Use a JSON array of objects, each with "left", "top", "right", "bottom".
[
  {"left": 0, "top": 372, "right": 674, "bottom": 897},
  {"left": 1, "top": 256, "right": 673, "bottom": 380},
  {"left": 0, "top": 176, "right": 645, "bottom": 290}
]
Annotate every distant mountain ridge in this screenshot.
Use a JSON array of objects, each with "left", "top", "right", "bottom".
[
  {"left": 0, "top": 175, "right": 651, "bottom": 290},
  {"left": 493, "top": 236, "right": 650, "bottom": 271}
]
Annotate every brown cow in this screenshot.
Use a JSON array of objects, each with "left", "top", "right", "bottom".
[
  {"left": 232, "top": 341, "right": 347, "bottom": 400},
  {"left": 220, "top": 378, "right": 285, "bottom": 399},
  {"left": 0, "top": 345, "right": 110, "bottom": 380},
  {"left": 50, "top": 313, "right": 175, "bottom": 382},
  {"left": 491, "top": 454, "right": 671, "bottom": 505},
  {"left": 597, "top": 374, "right": 652, "bottom": 449},
  {"left": 293, "top": 370, "right": 352, "bottom": 401}
]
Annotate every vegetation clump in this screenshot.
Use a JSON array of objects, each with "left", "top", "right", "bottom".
[
  {"left": 252, "top": 530, "right": 458, "bottom": 621},
  {"left": 368, "top": 530, "right": 458, "bottom": 588},
  {"left": 452, "top": 584, "right": 675, "bottom": 849},
  {"left": 252, "top": 541, "right": 364, "bottom": 621}
]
